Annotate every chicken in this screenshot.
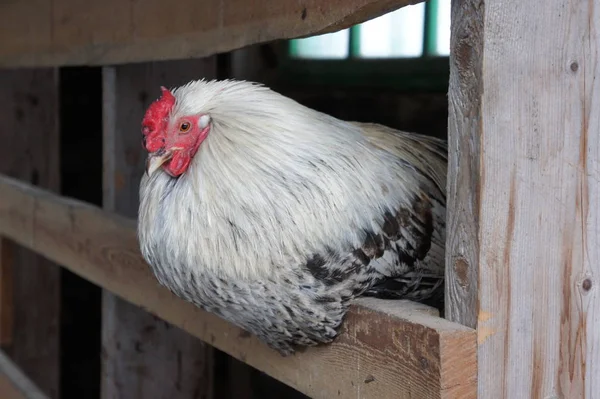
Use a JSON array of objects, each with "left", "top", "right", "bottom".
[{"left": 137, "top": 79, "right": 447, "bottom": 355}]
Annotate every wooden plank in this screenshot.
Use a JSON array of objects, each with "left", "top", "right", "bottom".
[
  {"left": 0, "top": 69, "right": 61, "bottom": 398},
  {"left": 447, "top": 0, "right": 600, "bottom": 398},
  {"left": 0, "top": 351, "right": 49, "bottom": 399},
  {"left": 0, "top": 239, "right": 14, "bottom": 347},
  {"left": 0, "top": 0, "right": 422, "bottom": 68},
  {"left": 0, "top": 175, "right": 476, "bottom": 399},
  {"left": 102, "top": 60, "right": 217, "bottom": 399},
  {"left": 445, "top": 0, "right": 482, "bottom": 329}
]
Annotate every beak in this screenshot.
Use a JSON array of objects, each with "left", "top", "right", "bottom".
[{"left": 145, "top": 149, "right": 173, "bottom": 176}]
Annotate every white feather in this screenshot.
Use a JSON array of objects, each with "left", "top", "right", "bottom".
[{"left": 199, "top": 114, "right": 211, "bottom": 128}]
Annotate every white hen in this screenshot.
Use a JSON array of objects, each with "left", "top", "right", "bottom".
[{"left": 137, "top": 79, "right": 447, "bottom": 355}]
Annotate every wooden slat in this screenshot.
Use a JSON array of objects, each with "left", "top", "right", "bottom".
[
  {"left": 0, "top": 239, "right": 14, "bottom": 347},
  {"left": 447, "top": 0, "right": 600, "bottom": 398},
  {"left": 0, "top": 175, "right": 476, "bottom": 399},
  {"left": 0, "top": 0, "right": 422, "bottom": 68},
  {"left": 444, "top": 0, "right": 482, "bottom": 329},
  {"left": 102, "top": 60, "right": 217, "bottom": 399},
  {"left": 0, "top": 69, "right": 61, "bottom": 398},
  {"left": 0, "top": 351, "right": 48, "bottom": 399}
]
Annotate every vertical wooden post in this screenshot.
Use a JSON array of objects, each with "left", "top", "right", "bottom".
[
  {"left": 101, "top": 59, "right": 216, "bottom": 399},
  {"left": 0, "top": 69, "right": 61, "bottom": 398},
  {"left": 447, "top": 0, "right": 600, "bottom": 397},
  {"left": 0, "top": 239, "right": 14, "bottom": 347}
]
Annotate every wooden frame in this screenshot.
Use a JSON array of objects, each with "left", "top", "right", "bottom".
[
  {"left": 0, "top": 175, "right": 476, "bottom": 399},
  {"left": 1, "top": 0, "right": 599, "bottom": 397}
]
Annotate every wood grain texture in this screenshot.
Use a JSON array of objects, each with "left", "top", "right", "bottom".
[
  {"left": 445, "top": 0, "right": 483, "bottom": 329},
  {"left": 102, "top": 60, "right": 217, "bottom": 399},
  {"left": 0, "top": 0, "right": 422, "bottom": 67},
  {"left": 447, "top": 0, "right": 600, "bottom": 397},
  {"left": 0, "top": 175, "right": 476, "bottom": 399},
  {"left": 0, "top": 239, "right": 14, "bottom": 346},
  {"left": 0, "top": 70, "right": 61, "bottom": 398},
  {"left": 0, "top": 350, "right": 48, "bottom": 399}
]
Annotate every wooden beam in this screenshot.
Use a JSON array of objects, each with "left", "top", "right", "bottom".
[
  {"left": 0, "top": 0, "right": 422, "bottom": 68},
  {"left": 0, "top": 175, "right": 476, "bottom": 399},
  {"left": 0, "top": 351, "right": 48, "bottom": 399},
  {"left": 447, "top": 0, "right": 600, "bottom": 397},
  {"left": 102, "top": 60, "right": 217, "bottom": 399},
  {"left": 0, "top": 69, "right": 61, "bottom": 398}
]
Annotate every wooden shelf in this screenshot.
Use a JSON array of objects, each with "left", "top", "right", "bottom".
[{"left": 0, "top": 174, "right": 476, "bottom": 399}]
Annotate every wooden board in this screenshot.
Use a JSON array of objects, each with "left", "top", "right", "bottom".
[
  {"left": 444, "top": 0, "right": 482, "bottom": 329},
  {"left": 0, "top": 350, "right": 48, "bottom": 399},
  {"left": 0, "top": 175, "right": 476, "bottom": 399},
  {"left": 446, "top": 0, "right": 600, "bottom": 397},
  {"left": 102, "top": 60, "right": 217, "bottom": 399},
  {"left": 0, "top": 0, "right": 422, "bottom": 68},
  {"left": 0, "top": 69, "right": 61, "bottom": 398}
]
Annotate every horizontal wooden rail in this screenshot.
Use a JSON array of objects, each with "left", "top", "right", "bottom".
[
  {"left": 0, "top": 351, "right": 48, "bottom": 399},
  {"left": 0, "top": 175, "right": 476, "bottom": 399},
  {"left": 0, "top": 0, "right": 423, "bottom": 68}
]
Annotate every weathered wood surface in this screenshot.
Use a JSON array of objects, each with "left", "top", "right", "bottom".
[
  {"left": 0, "top": 70, "right": 61, "bottom": 398},
  {"left": 444, "top": 0, "right": 482, "bottom": 330},
  {"left": 0, "top": 0, "right": 422, "bottom": 68},
  {"left": 0, "top": 350, "right": 48, "bottom": 399},
  {"left": 102, "top": 60, "right": 217, "bottom": 399},
  {"left": 0, "top": 175, "right": 476, "bottom": 399},
  {"left": 447, "top": 0, "right": 600, "bottom": 397}
]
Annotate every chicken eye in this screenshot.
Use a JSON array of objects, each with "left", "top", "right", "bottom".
[{"left": 180, "top": 121, "right": 191, "bottom": 133}]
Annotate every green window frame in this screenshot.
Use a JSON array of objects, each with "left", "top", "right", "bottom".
[{"left": 280, "top": 0, "right": 450, "bottom": 92}]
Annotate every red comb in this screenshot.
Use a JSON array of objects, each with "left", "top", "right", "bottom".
[{"left": 141, "top": 86, "right": 176, "bottom": 136}]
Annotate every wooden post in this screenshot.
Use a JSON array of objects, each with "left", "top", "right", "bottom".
[
  {"left": 447, "top": 0, "right": 600, "bottom": 397},
  {"left": 101, "top": 59, "right": 217, "bottom": 399},
  {"left": 0, "top": 69, "right": 61, "bottom": 398},
  {"left": 0, "top": 239, "right": 14, "bottom": 347}
]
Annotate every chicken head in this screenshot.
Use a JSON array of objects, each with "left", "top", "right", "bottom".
[{"left": 142, "top": 86, "right": 211, "bottom": 177}]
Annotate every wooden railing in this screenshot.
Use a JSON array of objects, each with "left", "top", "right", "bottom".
[{"left": 0, "top": 175, "right": 476, "bottom": 399}]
